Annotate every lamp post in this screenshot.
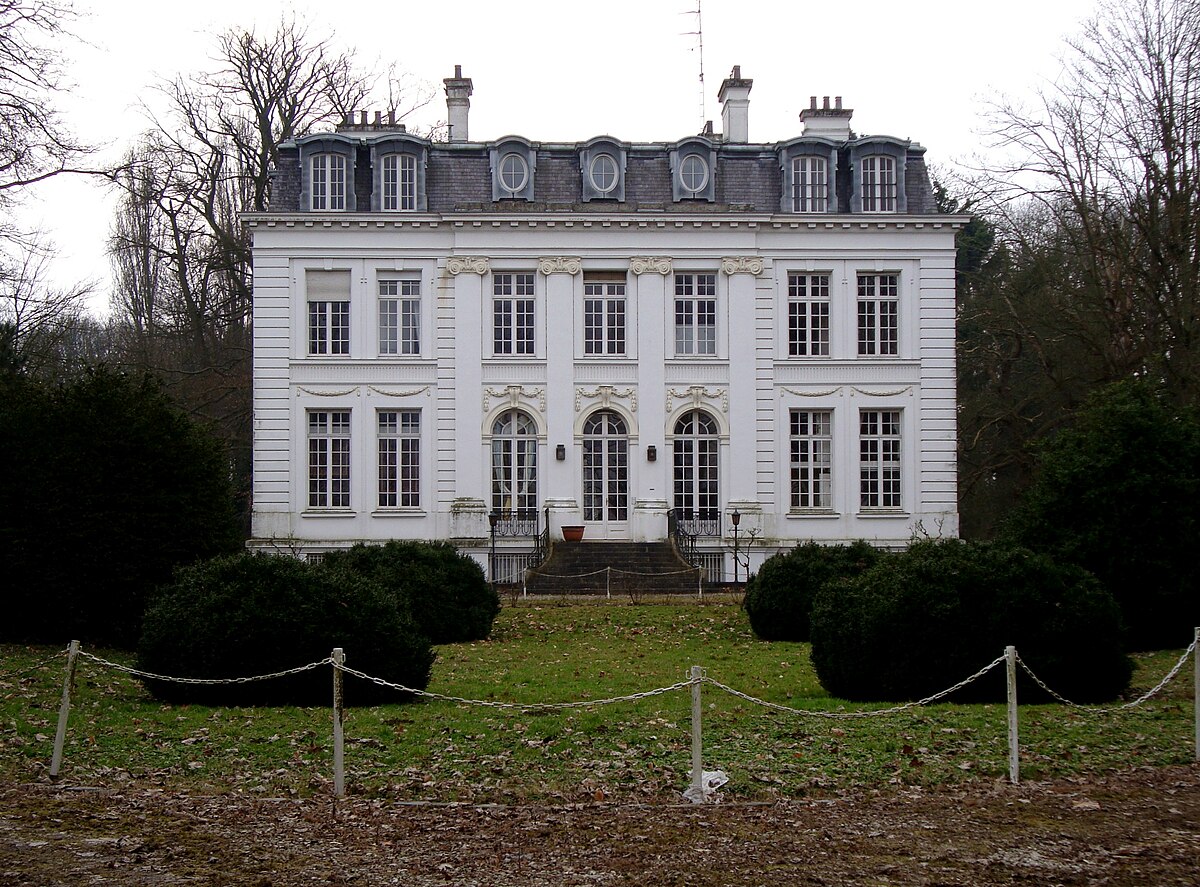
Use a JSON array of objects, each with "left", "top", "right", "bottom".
[
  {"left": 488, "top": 510, "right": 499, "bottom": 594},
  {"left": 731, "top": 508, "right": 741, "bottom": 585}
]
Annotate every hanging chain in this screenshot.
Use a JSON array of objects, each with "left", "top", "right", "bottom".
[{"left": 77, "top": 650, "right": 333, "bottom": 685}]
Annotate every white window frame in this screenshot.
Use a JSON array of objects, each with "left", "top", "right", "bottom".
[
  {"left": 382, "top": 154, "right": 416, "bottom": 211},
  {"left": 678, "top": 154, "right": 709, "bottom": 195},
  {"left": 861, "top": 154, "right": 897, "bottom": 213},
  {"left": 378, "top": 409, "right": 420, "bottom": 509},
  {"left": 792, "top": 155, "right": 828, "bottom": 212},
  {"left": 856, "top": 273, "right": 899, "bottom": 356},
  {"left": 378, "top": 278, "right": 421, "bottom": 356},
  {"left": 787, "top": 273, "right": 831, "bottom": 357},
  {"left": 308, "top": 410, "right": 351, "bottom": 509},
  {"left": 310, "top": 153, "right": 346, "bottom": 211},
  {"left": 859, "top": 409, "right": 902, "bottom": 510},
  {"left": 790, "top": 409, "right": 833, "bottom": 511},
  {"left": 673, "top": 410, "right": 720, "bottom": 521},
  {"left": 491, "top": 409, "right": 539, "bottom": 514},
  {"left": 583, "top": 278, "right": 627, "bottom": 356},
  {"left": 673, "top": 272, "right": 717, "bottom": 357},
  {"left": 589, "top": 153, "right": 619, "bottom": 195},
  {"left": 308, "top": 299, "right": 350, "bottom": 356},
  {"left": 492, "top": 272, "right": 536, "bottom": 356},
  {"left": 498, "top": 153, "right": 529, "bottom": 195}
]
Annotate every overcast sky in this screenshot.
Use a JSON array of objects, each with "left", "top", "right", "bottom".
[{"left": 26, "top": 0, "right": 1101, "bottom": 314}]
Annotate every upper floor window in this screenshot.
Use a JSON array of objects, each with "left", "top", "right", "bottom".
[
  {"left": 788, "top": 273, "right": 830, "bottom": 357},
  {"left": 493, "top": 272, "right": 535, "bottom": 356},
  {"left": 382, "top": 154, "right": 416, "bottom": 211},
  {"left": 857, "top": 273, "right": 899, "bottom": 356},
  {"left": 589, "top": 154, "right": 618, "bottom": 195},
  {"left": 498, "top": 153, "right": 529, "bottom": 195},
  {"left": 306, "top": 269, "right": 351, "bottom": 356},
  {"left": 674, "top": 272, "right": 717, "bottom": 357},
  {"left": 861, "top": 155, "right": 897, "bottom": 212},
  {"left": 792, "top": 156, "right": 828, "bottom": 212},
  {"left": 679, "top": 155, "right": 709, "bottom": 194},
  {"left": 310, "top": 153, "right": 346, "bottom": 211},
  {"left": 379, "top": 278, "right": 420, "bottom": 356},
  {"left": 584, "top": 276, "right": 626, "bottom": 356}
]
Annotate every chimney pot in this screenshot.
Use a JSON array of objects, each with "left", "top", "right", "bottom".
[
  {"left": 455, "top": 64, "right": 462, "bottom": 78},
  {"left": 388, "top": 110, "right": 395, "bottom": 125},
  {"left": 444, "top": 65, "right": 474, "bottom": 142},
  {"left": 374, "top": 111, "right": 382, "bottom": 125},
  {"left": 810, "top": 96, "right": 817, "bottom": 109},
  {"left": 835, "top": 96, "right": 842, "bottom": 110},
  {"left": 717, "top": 65, "right": 753, "bottom": 143},
  {"left": 822, "top": 96, "right": 830, "bottom": 110},
  {"left": 732, "top": 64, "right": 741, "bottom": 79},
  {"left": 359, "top": 110, "right": 367, "bottom": 125}
]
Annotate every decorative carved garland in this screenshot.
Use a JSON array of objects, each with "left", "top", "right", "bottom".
[
  {"left": 575, "top": 384, "right": 637, "bottom": 413},
  {"left": 483, "top": 385, "right": 547, "bottom": 413},
  {"left": 666, "top": 385, "right": 729, "bottom": 413}
]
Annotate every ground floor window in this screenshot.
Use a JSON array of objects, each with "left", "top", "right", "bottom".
[
  {"left": 378, "top": 410, "right": 420, "bottom": 507},
  {"left": 308, "top": 410, "right": 350, "bottom": 508},
  {"left": 860, "top": 410, "right": 902, "bottom": 509},
  {"left": 583, "top": 410, "right": 628, "bottom": 522}
]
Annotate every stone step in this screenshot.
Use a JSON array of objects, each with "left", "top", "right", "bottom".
[{"left": 526, "top": 541, "right": 701, "bottom": 595}]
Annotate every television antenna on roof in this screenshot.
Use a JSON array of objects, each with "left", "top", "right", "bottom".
[{"left": 680, "top": 1, "right": 707, "bottom": 130}]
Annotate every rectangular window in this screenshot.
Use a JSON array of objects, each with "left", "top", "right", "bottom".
[
  {"left": 674, "top": 272, "right": 717, "bottom": 356},
  {"left": 857, "top": 273, "right": 899, "bottom": 356},
  {"left": 379, "top": 278, "right": 420, "bottom": 355},
  {"left": 860, "top": 410, "right": 902, "bottom": 509},
  {"left": 584, "top": 276, "right": 626, "bottom": 355},
  {"left": 861, "top": 155, "right": 897, "bottom": 212},
  {"left": 308, "top": 410, "right": 351, "bottom": 508},
  {"left": 493, "top": 272, "right": 535, "bottom": 355},
  {"left": 307, "top": 270, "right": 351, "bottom": 356},
  {"left": 790, "top": 410, "right": 833, "bottom": 510},
  {"left": 311, "top": 153, "right": 346, "bottom": 211},
  {"left": 382, "top": 154, "right": 416, "bottom": 211},
  {"left": 792, "top": 156, "right": 828, "bottom": 212},
  {"left": 787, "top": 273, "right": 830, "bottom": 357},
  {"left": 378, "top": 410, "right": 420, "bottom": 508}
]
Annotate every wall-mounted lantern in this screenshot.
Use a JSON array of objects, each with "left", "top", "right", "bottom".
[
  {"left": 555, "top": 444, "right": 566, "bottom": 461},
  {"left": 646, "top": 445, "right": 657, "bottom": 462}
]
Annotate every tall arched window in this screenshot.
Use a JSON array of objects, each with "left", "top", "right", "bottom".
[
  {"left": 582, "top": 410, "right": 628, "bottom": 522},
  {"left": 673, "top": 411, "right": 719, "bottom": 525},
  {"left": 491, "top": 410, "right": 538, "bottom": 515}
]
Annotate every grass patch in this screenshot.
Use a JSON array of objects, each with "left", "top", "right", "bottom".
[{"left": 1, "top": 604, "right": 1194, "bottom": 802}]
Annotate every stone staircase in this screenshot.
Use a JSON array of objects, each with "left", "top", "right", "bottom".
[{"left": 525, "top": 541, "right": 701, "bottom": 596}]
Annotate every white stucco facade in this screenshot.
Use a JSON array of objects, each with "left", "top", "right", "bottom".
[{"left": 246, "top": 70, "right": 964, "bottom": 579}]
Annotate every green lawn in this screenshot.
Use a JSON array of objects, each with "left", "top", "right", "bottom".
[{"left": 1, "top": 603, "right": 1194, "bottom": 802}]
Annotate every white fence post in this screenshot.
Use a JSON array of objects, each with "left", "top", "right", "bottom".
[
  {"left": 50, "top": 640, "right": 80, "bottom": 779},
  {"left": 1006, "top": 644, "right": 1019, "bottom": 785},
  {"left": 690, "top": 665, "right": 704, "bottom": 801},
  {"left": 1194, "top": 627, "right": 1199, "bottom": 764},
  {"left": 332, "top": 647, "right": 345, "bottom": 798}
]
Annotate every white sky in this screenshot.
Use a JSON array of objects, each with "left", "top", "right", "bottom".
[{"left": 24, "top": 0, "right": 1100, "bottom": 315}]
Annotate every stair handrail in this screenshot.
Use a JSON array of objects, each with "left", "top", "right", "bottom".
[{"left": 667, "top": 507, "right": 701, "bottom": 568}]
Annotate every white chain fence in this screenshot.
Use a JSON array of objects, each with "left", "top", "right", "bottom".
[{"left": 26, "top": 629, "right": 1200, "bottom": 800}]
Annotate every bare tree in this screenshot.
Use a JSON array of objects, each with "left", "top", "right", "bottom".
[
  {"left": 0, "top": 236, "right": 93, "bottom": 378},
  {"left": 975, "top": 0, "right": 1200, "bottom": 402}
]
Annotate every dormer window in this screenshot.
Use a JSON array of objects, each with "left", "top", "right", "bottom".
[
  {"left": 680, "top": 155, "right": 708, "bottom": 193},
  {"left": 670, "top": 138, "right": 717, "bottom": 203},
  {"left": 590, "top": 154, "right": 618, "bottom": 194},
  {"left": 382, "top": 154, "right": 417, "bottom": 211},
  {"left": 792, "top": 155, "right": 828, "bottom": 212},
  {"left": 311, "top": 153, "right": 346, "bottom": 211},
  {"left": 499, "top": 153, "right": 529, "bottom": 194},
  {"left": 579, "top": 138, "right": 626, "bottom": 202},
  {"left": 489, "top": 137, "right": 536, "bottom": 201},
  {"left": 861, "top": 155, "right": 896, "bottom": 212}
]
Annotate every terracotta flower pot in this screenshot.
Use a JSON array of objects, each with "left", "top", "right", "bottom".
[{"left": 562, "top": 525, "right": 585, "bottom": 542}]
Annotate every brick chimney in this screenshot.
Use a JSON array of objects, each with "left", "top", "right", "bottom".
[
  {"left": 800, "top": 96, "right": 854, "bottom": 141},
  {"left": 717, "top": 65, "right": 753, "bottom": 143},
  {"left": 443, "top": 65, "right": 474, "bottom": 142}
]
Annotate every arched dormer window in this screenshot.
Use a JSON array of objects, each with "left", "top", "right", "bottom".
[
  {"left": 670, "top": 137, "right": 717, "bottom": 203},
  {"left": 299, "top": 135, "right": 356, "bottom": 212},
  {"left": 369, "top": 135, "right": 429, "bottom": 212},
  {"left": 778, "top": 139, "right": 838, "bottom": 213},
  {"left": 579, "top": 137, "right": 626, "bottom": 202},
  {"left": 489, "top": 137, "right": 536, "bottom": 201},
  {"left": 849, "top": 138, "right": 908, "bottom": 213}
]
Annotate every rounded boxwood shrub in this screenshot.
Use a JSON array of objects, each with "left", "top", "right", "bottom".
[
  {"left": 137, "top": 553, "right": 435, "bottom": 706},
  {"left": 809, "top": 539, "right": 1132, "bottom": 703},
  {"left": 319, "top": 541, "right": 499, "bottom": 644},
  {"left": 743, "top": 541, "right": 883, "bottom": 641}
]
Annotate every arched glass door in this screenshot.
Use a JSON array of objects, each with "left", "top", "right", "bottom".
[
  {"left": 491, "top": 409, "right": 538, "bottom": 517},
  {"left": 582, "top": 410, "right": 628, "bottom": 535},
  {"left": 673, "top": 410, "right": 719, "bottom": 534}
]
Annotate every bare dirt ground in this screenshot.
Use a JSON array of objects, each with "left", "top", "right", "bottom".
[{"left": 3, "top": 764, "right": 1199, "bottom": 886}]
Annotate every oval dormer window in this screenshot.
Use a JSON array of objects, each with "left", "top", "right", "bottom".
[
  {"left": 589, "top": 153, "right": 618, "bottom": 195},
  {"left": 498, "top": 152, "right": 529, "bottom": 195},
  {"left": 679, "top": 154, "right": 709, "bottom": 194}
]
